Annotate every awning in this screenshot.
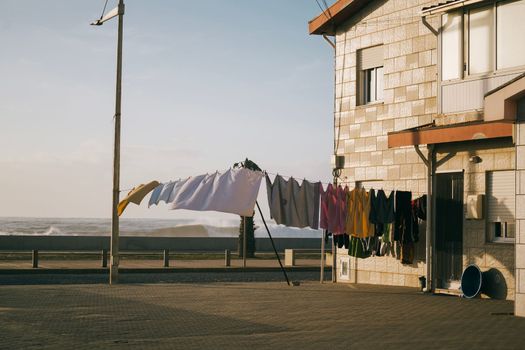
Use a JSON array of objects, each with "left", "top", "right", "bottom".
[{"left": 388, "top": 120, "right": 514, "bottom": 148}]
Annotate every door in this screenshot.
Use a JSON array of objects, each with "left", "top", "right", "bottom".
[{"left": 435, "top": 172, "right": 464, "bottom": 289}]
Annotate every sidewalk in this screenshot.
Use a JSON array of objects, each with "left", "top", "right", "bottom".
[{"left": 1, "top": 281, "right": 524, "bottom": 349}]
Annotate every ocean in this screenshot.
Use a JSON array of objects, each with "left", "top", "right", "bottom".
[{"left": 0, "top": 217, "right": 321, "bottom": 238}]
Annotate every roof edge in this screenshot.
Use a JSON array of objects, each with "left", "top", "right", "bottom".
[{"left": 308, "top": 0, "right": 369, "bottom": 36}]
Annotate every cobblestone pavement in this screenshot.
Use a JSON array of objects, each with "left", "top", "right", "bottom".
[{"left": 1, "top": 281, "right": 524, "bottom": 350}]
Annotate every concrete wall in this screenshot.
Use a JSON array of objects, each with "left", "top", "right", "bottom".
[{"left": 0, "top": 236, "right": 327, "bottom": 253}]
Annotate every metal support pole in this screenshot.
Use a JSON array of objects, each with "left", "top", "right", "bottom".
[
  {"left": 426, "top": 145, "right": 434, "bottom": 292},
  {"left": 163, "top": 249, "right": 170, "bottom": 268},
  {"left": 32, "top": 250, "right": 38, "bottom": 268},
  {"left": 320, "top": 230, "right": 326, "bottom": 283},
  {"left": 332, "top": 173, "right": 339, "bottom": 283},
  {"left": 225, "top": 249, "right": 231, "bottom": 267},
  {"left": 243, "top": 216, "right": 247, "bottom": 268},
  {"left": 256, "top": 201, "right": 291, "bottom": 286},
  {"left": 431, "top": 149, "right": 438, "bottom": 292},
  {"left": 101, "top": 249, "right": 108, "bottom": 268},
  {"left": 109, "top": 0, "right": 125, "bottom": 285}
]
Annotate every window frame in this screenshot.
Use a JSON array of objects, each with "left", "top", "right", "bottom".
[
  {"left": 440, "top": 0, "right": 525, "bottom": 83},
  {"left": 356, "top": 45, "right": 384, "bottom": 106},
  {"left": 361, "top": 66, "right": 383, "bottom": 105}
]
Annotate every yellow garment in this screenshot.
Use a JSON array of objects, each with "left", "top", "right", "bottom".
[
  {"left": 118, "top": 180, "right": 160, "bottom": 216},
  {"left": 346, "top": 188, "right": 374, "bottom": 238}
]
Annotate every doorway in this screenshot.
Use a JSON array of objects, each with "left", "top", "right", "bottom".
[{"left": 435, "top": 172, "right": 464, "bottom": 289}]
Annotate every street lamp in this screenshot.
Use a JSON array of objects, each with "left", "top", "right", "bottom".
[{"left": 91, "top": 0, "right": 125, "bottom": 284}]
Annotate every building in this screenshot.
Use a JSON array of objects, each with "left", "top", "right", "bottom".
[{"left": 309, "top": 0, "right": 525, "bottom": 315}]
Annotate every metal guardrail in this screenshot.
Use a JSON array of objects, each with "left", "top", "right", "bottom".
[{"left": 0, "top": 236, "right": 329, "bottom": 269}]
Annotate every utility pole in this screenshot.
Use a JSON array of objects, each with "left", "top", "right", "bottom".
[
  {"left": 91, "top": 0, "right": 125, "bottom": 284},
  {"left": 110, "top": 0, "right": 124, "bottom": 284}
]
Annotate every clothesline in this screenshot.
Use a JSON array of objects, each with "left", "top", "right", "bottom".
[{"left": 121, "top": 169, "right": 404, "bottom": 193}]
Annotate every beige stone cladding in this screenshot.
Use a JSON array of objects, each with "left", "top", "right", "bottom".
[
  {"left": 333, "top": 0, "right": 438, "bottom": 289},
  {"left": 331, "top": 0, "right": 516, "bottom": 297},
  {"left": 515, "top": 123, "right": 525, "bottom": 314}
]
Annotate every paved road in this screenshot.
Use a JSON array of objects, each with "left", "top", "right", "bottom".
[{"left": 1, "top": 281, "right": 524, "bottom": 349}]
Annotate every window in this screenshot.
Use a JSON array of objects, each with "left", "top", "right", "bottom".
[
  {"left": 363, "top": 66, "right": 384, "bottom": 103},
  {"left": 468, "top": 5, "right": 494, "bottom": 75},
  {"left": 357, "top": 45, "right": 383, "bottom": 105},
  {"left": 486, "top": 170, "right": 515, "bottom": 243},
  {"left": 497, "top": 0, "right": 525, "bottom": 69},
  {"left": 441, "top": 0, "right": 525, "bottom": 81},
  {"left": 442, "top": 11, "right": 462, "bottom": 80}
]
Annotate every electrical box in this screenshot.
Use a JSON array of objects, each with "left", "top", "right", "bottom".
[
  {"left": 466, "top": 194, "right": 484, "bottom": 219},
  {"left": 331, "top": 155, "right": 345, "bottom": 170},
  {"left": 338, "top": 256, "right": 351, "bottom": 281}
]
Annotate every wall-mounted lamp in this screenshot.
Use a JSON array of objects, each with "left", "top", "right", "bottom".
[{"left": 469, "top": 155, "right": 482, "bottom": 164}]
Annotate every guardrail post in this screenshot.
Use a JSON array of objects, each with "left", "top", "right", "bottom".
[
  {"left": 285, "top": 249, "right": 295, "bottom": 267},
  {"left": 32, "top": 250, "right": 38, "bottom": 268},
  {"left": 225, "top": 249, "right": 231, "bottom": 267},
  {"left": 163, "top": 249, "right": 170, "bottom": 267},
  {"left": 101, "top": 249, "right": 108, "bottom": 268}
]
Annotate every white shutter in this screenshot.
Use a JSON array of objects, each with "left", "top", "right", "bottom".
[
  {"left": 487, "top": 170, "right": 515, "bottom": 221},
  {"left": 357, "top": 45, "right": 383, "bottom": 70}
]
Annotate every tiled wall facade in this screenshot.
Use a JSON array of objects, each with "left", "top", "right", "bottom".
[
  {"left": 332, "top": 0, "right": 516, "bottom": 296},
  {"left": 515, "top": 123, "right": 525, "bottom": 314}
]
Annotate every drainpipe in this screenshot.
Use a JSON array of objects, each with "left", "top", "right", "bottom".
[
  {"left": 422, "top": 15, "right": 439, "bottom": 36},
  {"left": 322, "top": 34, "right": 336, "bottom": 50},
  {"left": 419, "top": 14, "right": 439, "bottom": 293}
]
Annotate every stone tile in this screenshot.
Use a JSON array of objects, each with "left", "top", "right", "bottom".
[
  {"left": 518, "top": 146, "right": 525, "bottom": 170},
  {"left": 400, "top": 164, "right": 413, "bottom": 179},
  {"left": 366, "top": 166, "right": 377, "bottom": 180},
  {"left": 406, "top": 85, "right": 418, "bottom": 101},
  {"left": 517, "top": 195, "right": 525, "bottom": 220},
  {"left": 516, "top": 292, "right": 525, "bottom": 317},
  {"left": 519, "top": 270, "right": 525, "bottom": 294},
  {"left": 388, "top": 165, "right": 400, "bottom": 179},
  {"left": 516, "top": 244, "right": 525, "bottom": 269}
]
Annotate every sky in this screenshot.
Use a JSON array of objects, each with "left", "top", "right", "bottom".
[{"left": 0, "top": 0, "right": 334, "bottom": 221}]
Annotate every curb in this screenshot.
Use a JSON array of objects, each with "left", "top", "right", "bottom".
[{"left": 0, "top": 266, "right": 330, "bottom": 275}]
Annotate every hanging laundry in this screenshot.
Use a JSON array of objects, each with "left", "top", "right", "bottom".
[
  {"left": 369, "top": 189, "right": 395, "bottom": 224},
  {"left": 265, "top": 175, "right": 321, "bottom": 230},
  {"left": 413, "top": 195, "right": 427, "bottom": 220},
  {"left": 394, "top": 190, "right": 416, "bottom": 265},
  {"left": 118, "top": 180, "right": 160, "bottom": 216},
  {"left": 167, "top": 168, "right": 263, "bottom": 217},
  {"left": 320, "top": 184, "right": 347, "bottom": 234},
  {"left": 348, "top": 236, "right": 371, "bottom": 259},
  {"left": 148, "top": 181, "right": 177, "bottom": 207},
  {"left": 380, "top": 224, "right": 395, "bottom": 257},
  {"left": 394, "top": 191, "right": 413, "bottom": 243},
  {"left": 334, "top": 233, "right": 350, "bottom": 249},
  {"left": 346, "top": 187, "right": 374, "bottom": 238}
]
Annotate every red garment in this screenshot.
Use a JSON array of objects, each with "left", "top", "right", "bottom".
[{"left": 320, "top": 184, "right": 348, "bottom": 234}]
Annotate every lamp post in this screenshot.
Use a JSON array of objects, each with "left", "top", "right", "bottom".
[{"left": 91, "top": 0, "right": 125, "bottom": 284}]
